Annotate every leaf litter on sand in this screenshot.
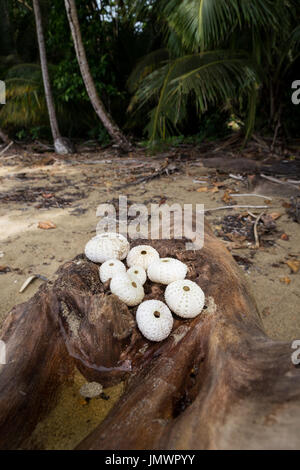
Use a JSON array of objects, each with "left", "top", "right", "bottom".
[{"left": 214, "top": 212, "right": 278, "bottom": 248}]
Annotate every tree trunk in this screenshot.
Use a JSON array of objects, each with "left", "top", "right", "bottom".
[
  {"left": 64, "top": 0, "right": 131, "bottom": 152},
  {"left": 32, "top": 0, "right": 73, "bottom": 155},
  {"left": 0, "top": 128, "right": 9, "bottom": 144},
  {"left": 1, "top": 223, "right": 300, "bottom": 449}
]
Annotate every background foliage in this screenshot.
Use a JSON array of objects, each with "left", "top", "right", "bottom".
[{"left": 0, "top": 0, "right": 299, "bottom": 144}]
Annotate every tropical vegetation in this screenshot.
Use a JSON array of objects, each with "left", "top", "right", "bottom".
[{"left": 0, "top": 0, "right": 299, "bottom": 147}]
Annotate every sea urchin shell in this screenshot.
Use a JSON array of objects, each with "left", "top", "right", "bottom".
[
  {"left": 136, "top": 300, "right": 173, "bottom": 342},
  {"left": 99, "top": 259, "right": 126, "bottom": 283},
  {"left": 165, "top": 279, "right": 205, "bottom": 318},
  {"left": 85, "top": 232, "right": 130, "bottom": 263},
  {"left": 127, "top": 265, "right": 147, "bottom": 285},
  {"left": 126, "top": 245, "right": 159, "bottom": 270},
  {"left": 147, "top": 257, "right": 187, "bottom": 285},
  {"left": 110, "top": 273, "right": 144, "bottom": 306}
]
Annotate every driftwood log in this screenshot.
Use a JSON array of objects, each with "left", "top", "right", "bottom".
[{"left": 1, "top": 222, "right": 300, "bottom": 450}]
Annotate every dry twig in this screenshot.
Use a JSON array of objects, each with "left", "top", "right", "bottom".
[
  {"left": 231, "top": 193, "right": 272, "bottom": 201},
  {"left": 0, "top": 141, "right": 13, "bottom": 156},
  {"left": 203, "top": 205, "right": 268, "bottom": 213},
  {"left": 253, "top": 211, "right": 265, "bottom": 249}
]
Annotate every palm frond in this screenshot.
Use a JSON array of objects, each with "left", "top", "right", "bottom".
[
  {"left": 273, "top": 24, "right": 300, "bottom": 81},
  {"left": 0, "top": 81, "right": 47, "bottom": 127},
  {"left": 244, "top": 84, "right": 258, "bottom": 142},
  {"left": 290, "top": 25, "right": 300, "bottom": 45},
  {"left": 127, "top": 48, "right": 169, "bottom": 94},
  {"left": 131, "top": 50, "right": 257, "bottom": 140},
  {"left": 0, "top": 63, "right": 45, "bottom": 127},
  {"left": 164, "top": 0, "right": 278, "bottom": 51}
]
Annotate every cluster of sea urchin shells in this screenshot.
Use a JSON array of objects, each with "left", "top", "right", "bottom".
[{"left": 84, "top": 233, "right": 205, "bottom": 342}]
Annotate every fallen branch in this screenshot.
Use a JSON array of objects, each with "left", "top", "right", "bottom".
[
  {"left": 0, "top": 142, "right": 13, "bottom": 156},
  {"left": 252, "top": 134, "right": 270, "bottom": 150},
  {"left": 116, "top": 161, "right": 179, "bottom": 189},
  {"left": 229, "top": 174, "right": 244, "bottom": 181},
  {"left": 19, "top": 274, "right": 48, "bottom": 293},
  {"left": 1, "top": 154, "right": 19, "bottom": 161},
  {"left": 231, "top": 193, "right": 272, "bottom": 201},
  {"left": 203, "top": 205, "right": 268, "bottom": 213},
  {"left": 260, "top": 173, "right": 297, "bottom": 187},
  {"left": 287, "top": 179, "right": 300, "bottom": 185}
]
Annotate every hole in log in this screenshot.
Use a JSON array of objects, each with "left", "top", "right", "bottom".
[
  {"left": 172, "top": 358, "right": 205, "bottom": 419},
  {"left": 172, "top": 391, "right": 193, "bottom": 418}
]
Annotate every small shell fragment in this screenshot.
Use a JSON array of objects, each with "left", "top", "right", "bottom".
[
  {"left": 79, "top": 382, "right": 103, "bottom": 398},
  {"left": 136, "top": 300, "right": 173, "bottom": 342}
]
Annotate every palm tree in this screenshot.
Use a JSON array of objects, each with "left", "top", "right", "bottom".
[
  {"left": 32, "top": 0, "right": 73, "bottom": 154},
  {"left": 129, "top": 0, "right": 299, "bottom": 142},
  {"left": 64, "top": 0, "right": 131, "bottom": 151}
]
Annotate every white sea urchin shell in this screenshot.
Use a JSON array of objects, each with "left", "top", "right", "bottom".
[
  {"left": 85, "top": 232, "right": 130, "bottom": 263},
  {"left": 165, "top": 279, "right": 205, "bottom": 318},
  {"left": 136, "top": 300, "right": 173, "bottom": 342},
  {"left": 147, "top": 257, "right": 187, "bottom": 285},
  {"left": 127, "top": 265, "right": 147, "bottom": 285},
  {"left": 110, "top": 273, "right": 144, "bottom": 306},
  {"left": 99, "top": 259, "right": 126, "bottom": 283},
  {"left": 126, "top": 245, "right": 159, "bottom": 270}
]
